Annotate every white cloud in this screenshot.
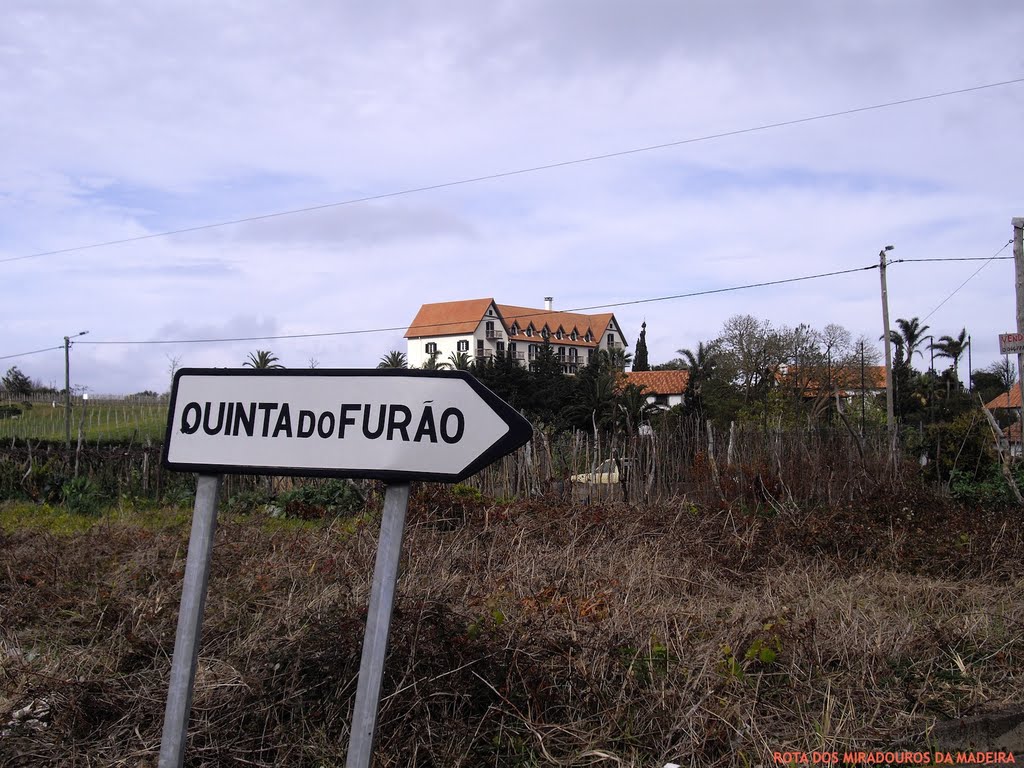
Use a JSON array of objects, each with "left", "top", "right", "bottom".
[{"left": 1, "top": 0, "right": 1022, "bottom": 393}]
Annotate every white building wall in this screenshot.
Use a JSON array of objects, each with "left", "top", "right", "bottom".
[{"left": 407, "top": 333, "right": 475, "bottom": 368}]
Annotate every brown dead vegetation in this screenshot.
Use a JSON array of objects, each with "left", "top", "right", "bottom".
[{"left": 1, "top": 485, "right": 1022, "bottom": 766}]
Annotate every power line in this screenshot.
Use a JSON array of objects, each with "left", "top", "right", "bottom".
[
  {"left": 75, "top": 263, "right": 878, "bottom": 347},
  {"left": 892, "top": 256, "right": 1013, "bottom": 263},
  {"left": 921, "top": 239, "right": 1013, "bottom": 322},
  {"left": 0, "top": 244, "right": 1010, "bottom": 360},
  {"left": 0, "top": 345, "right": 64, "bottom": 362},
  {"left": 3, "top": 75, "right": 1023, "bottom": 266}
]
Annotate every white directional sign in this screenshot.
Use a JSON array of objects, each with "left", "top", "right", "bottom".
[
  {"left": 162, "top": 368, "right": 532, "bottom": 482},
  {"left": 999, "top": 332, "right": 1024, "bottom": 355}
]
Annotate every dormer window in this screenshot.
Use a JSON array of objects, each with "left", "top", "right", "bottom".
[
  {"left": 584, "top": 331, "right": 593, "bottom": 342},
  {"left": 541, "top": 327, "right": 550, "bottom": 340},
  {"left": 570, "top": 330, "right": 578, "bottom": 341},
  {"left": 510, "top": 323, "right": 519, "bottom": 336},
  {"left": 526, "top": 326, "right": 533, "bottom": 337},
  {"left": 555, "top": 329, "right": 563, "bottom": 340}
]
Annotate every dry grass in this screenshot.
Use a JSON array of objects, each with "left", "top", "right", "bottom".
[{"left": 1, "top": 486, "right": 1022, "bottom": 767}]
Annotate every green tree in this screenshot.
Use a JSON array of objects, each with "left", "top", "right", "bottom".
[
  {"left": 2, "top": 366, "right": 34, "bottom": 397},
  {"left": 472, "top": 353, "right": 531, "bottom": 412},
  {"left": 606, "top": 345, "right": 632, "bottom": 372},
  {"left": 447, "top": 351, "right": 473, "bottom": 370},
  {"left": 420, "top": 351, "right": 450, "bottom": 370},
  {"left": 378, "top": 350, "right": 408, "bottom": 369},
  {"left": 714, "top": 314, "right": 788, "bottom": 423},
  {"left": 616, "top": 383, "right": 658, "bottom": 434},
  {"left": 564, "top": 367, "right": 618, "bottom": 433},
  {"left": 893, "top": 317, "right": 931, "bottom": 369},
  {"left": 972, "top": 360, "right": 1015, "bottom": 405},
  {"left": 632, "top": 322, "right": 650, "bottom": 371},
  {"left": 243, "top": 350, "right": 284, "bottom": 369},
  {"left": 932, "top": 328, "right": 969, "bottom": 390},
  {"left": 679, "top": 342, "right": 720, "bottom": 417}
]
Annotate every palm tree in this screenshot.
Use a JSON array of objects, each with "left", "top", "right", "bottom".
[
  {"left": 933, "top": 329, "right": 969, "bottom": 391},
  {"left": 378, "top": 350, "right": 408, "bottom": 369},
  {"left": 420, "top": 351, "right": 450, "bottom": 370},
  {"left": 565, "top": 371, "right": 618, "bottom": 434},
  {"left": 606, "top": 346, "right": 633, "bottom": 372},
  {"left": 893, "top": 317, "right": 931, "bottom": 367},
  {"left": 243, "top": 350, "right": 283, "bottom": 369},
  {"left": 447, "top": 351, "right": 472, "bottom": 370},
  {"left": 677, "top": 342, "right": 717, "bottom": 400},
  {"left": 616, "top": 383, "right": 659, "bottom": 434}
]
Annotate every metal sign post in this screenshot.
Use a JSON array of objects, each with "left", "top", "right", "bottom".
[
  {"left": 156, "top": 368, "right": 532, "bottom": 766},
  {"left": 345, "top": 482, "right": 410, "bottom": 767},
  {"left": 158, "top": 473, "right": 222, "bottom": 768}
]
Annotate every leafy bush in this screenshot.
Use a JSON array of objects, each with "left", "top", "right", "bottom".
[
  {"left": 62, "top": 476, "right": 104, "bottom": 516},
  {"left": 276, "top": 479, "right": 364, "bottom": 519},
  {"left": 949, "top": 466, "right": 1022, "bottom": 508},
  {"left": 225, "top": 487, "right": 275, "bottom": 515}
]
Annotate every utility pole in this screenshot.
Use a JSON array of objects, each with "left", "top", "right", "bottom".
[
  {"left": 879, "top": 245, "right": 896, "bottom": 433},
  {"left": 1014, "top": 218, "right": 1024, "bottom": 427},
  {"left": 967, "top": 333, "right": 972, "bottom": 394},
  {"left": 64, "top": 336, "right": 71, "bottom": 449},
  {"left": 63, "top": 331, "right": 89, "bottom": 449},
  {"left": 860, "top": 341, "right": 866, "bottom": 436}
]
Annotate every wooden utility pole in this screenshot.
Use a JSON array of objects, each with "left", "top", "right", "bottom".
[
  {"left": 64, "top": 336, "right": 71, "bottom": 449},
  {"left": 879, "top": 245, "right": 895, "bottom": 433},
  {"left": 1014, "top": 217, "right": 1024, "bottom": 426},
  {"left": 63, "top": 330, "right": 89, "bottom": 449}
]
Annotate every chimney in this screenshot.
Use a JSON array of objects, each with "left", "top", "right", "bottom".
[{"left": 544, "top": 296, "right": 553, "bottom": 311}]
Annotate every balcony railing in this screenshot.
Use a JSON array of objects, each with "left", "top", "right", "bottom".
[{"left": 485, "top": 329, "right": 503, "bottom": 340}]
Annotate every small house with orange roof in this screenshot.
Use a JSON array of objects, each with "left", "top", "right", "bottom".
[
  {"left": 984, "top": 387, "right": 1022, "bottom": 412},
  {"left": 776, "top": 364, "right": 887, "bottom": 401},
  {"left": 984, "top": 387, "right": 1023, "bottom": 456},
  {"left": 621, "top": 370, "right": 690, "bottom": 409},
  {"left": 404, "top": 297, "right": 628, "bottom": 373}
]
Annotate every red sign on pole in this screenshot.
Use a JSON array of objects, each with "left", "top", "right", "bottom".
[{"left": 999, "top": 333, "right": 1024, "bottom": 355}]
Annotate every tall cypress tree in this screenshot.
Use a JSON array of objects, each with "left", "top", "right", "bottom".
[{"left": 632, "top": 322, "right": 650, "bottom": 371}]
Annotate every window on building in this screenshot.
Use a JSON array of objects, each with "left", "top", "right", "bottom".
[
  {"left": 457, "top": 340, "right": 469, "bottom": 352},
  {"left": 477, "top": 339, "right": 484, "bottom": 357},
  {"left": 570, "top": 330, "right": 577, "bottom": 341},
  {"left": 585, "top": 331, "right": 592, "bottom": 342},
  {"left": 425, "top": 342, "right": 437, "bottom": 354},
  {"left": 607, "top": 333, "right": 614, "bottom": 346},
  {"left": 542, "top": 327, "right": 550, "bottom": 339},
  {"left": 510, "top": 323, "right": 518, "bottom": 336},
  {"left": 558, "top": 346, "right": 566, "bottom": 359},
  {"left": 526, "top": 327, "right": 533, "bottom": 337},
  {"left": 555, "top": 330, "right": 563, "bottom": 340}
]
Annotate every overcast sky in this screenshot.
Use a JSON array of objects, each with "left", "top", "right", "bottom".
[{"left": 3, "top": 1, "right": 1022, "bottom": 394}]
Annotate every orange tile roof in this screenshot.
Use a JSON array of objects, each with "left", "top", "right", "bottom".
[
  {"left": 496, "top": 305, "right": 621, "bottom": 348},
  {"left": 405, "top": 298, "right": 495, "bottom": 338},
  {"left": 985, "top": 388, "right": 1022, "bottom": 410},
  {"left": 622, "top": 370, "right": 690, "bottom": 395},
  {"left": 777, "top": 365, "right": 887, "bottom": 395}
]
